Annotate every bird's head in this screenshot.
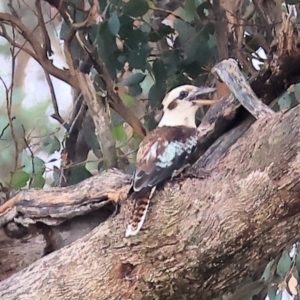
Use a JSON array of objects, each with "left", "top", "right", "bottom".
[{"left": 158, "top": 85, "right": 216, "bottom": 128}]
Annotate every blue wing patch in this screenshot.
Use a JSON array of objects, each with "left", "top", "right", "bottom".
[{"left": 133, "top": 133, "right": 198, "bottom": 192}]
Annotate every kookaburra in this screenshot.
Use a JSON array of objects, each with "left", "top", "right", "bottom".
[{"left": 125, "top": 85, "right": 216, "bottom": 237}]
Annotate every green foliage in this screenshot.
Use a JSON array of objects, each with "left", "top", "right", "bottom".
[
  {"left": 43, "top": 135, "right": 61, "bottom": 155},
  {"left": 112, "top": 125, "right": 127, "bottom": 147},
  {"left": 30, "top": 174, "right": 46, "bottom": 188},
  {"left": 267, "top": 285, "right": 277, "bottom": 300},
  {"left": 275, "top": 84, "right": 300, "bottom": 111},
  {"left": 108, "top": 12, "right": 120, "bottom": 36},
  {"left": 122, "top": 73, "right": 146, "bottom": 86},
  {"left": 82, "top": 124, "right": 102, "bottom": 159},
  {"left": 121, "top": 73, "right": 146, "bottom": 96},
  {"left": 228, "top": 247, "right": 300, "bottom": 300},
  {"left": 274, "top": 292, "right": 283, "bottom": 300},
  {"left": 276, "top": 251, "right": 292, "bottom": 280},
  {"left": 123, "top": 0, "right": 149, "bottom": 17},
  {"left": 149, "top": 24, "right": 175, "bottom": 42},
  {"left": 285, "top": 0, "right": 300, "bottom": 4},
  {"left": 148, "top": 83, "right": 166, "bottom": 108},
  {"left": 120, "top": 93, "right": 136, "bottom": 107},
  {"left": 10, "top": 170, "right": 30, "bottom": 189},
  {"left": 68, "top": 165, "right": 92, "bottom": 186},
  {"left": 51, "top": 0, "right": 219, "bottom": 171},
  {"left": 67, "top": 0, "right": 217, "bottom": 104},
  {"left": 261, "top": 259, "right": 276, "bottom": 281}
]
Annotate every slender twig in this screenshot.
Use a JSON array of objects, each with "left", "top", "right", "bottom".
[
  {"left": 0, "top": 12, "right": 79, "bottom": 89},
  {"left": 35, "top": 0, "right": 53, "bottom": 58},
  {"left": 21, "top": 125, "right": 34, "bottom": 188},
  {"left": 0, "top": 23, "right": 38, "bottom": 60},
  {"left": 150, "top": 7, "right": 185, "bottom": 21},
  {"left": 50, "top": 1, "right": 147, "bottom": 138},
  {"left": 43, "top": 70, "right": 66, "bottom": 125},
  {"left": 0, "top": 117, "right": 16, "bottom": 139},
  {"left": 68, "top": 93, "right": 85, "bottom": 134},
  {"left": 0, "top": 31, "right": 20, "bottom": 183}
]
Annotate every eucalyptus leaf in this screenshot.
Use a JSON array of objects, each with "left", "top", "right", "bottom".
[
  {"left": 296, "top": 250, "right": 300, "bottom": 272},
  {"left": 118, "top": 15, "right": 134, "bottom": 39},
  {"left": 267, "top": 285, "right": 277, "bottom": 300},
  {"left": 174, "top": 19, "right": 212, "bottom": 65},
  {"left": 148, "top": 83, "right": 166, "bottom": 108},
  {"left": 108, "top": 13, "right": 120, "bottom": 36},
  {"left": 274, "top": 291, "right": 283, "bottom": 300},
  {"left": 128, "top": 85, "right": 143, "bottom": 97},
  {"left": 122, "top": 73, "right": 146, "bottom": 86},
  {"left": 33, "top": 157, "right": 46, "bottom": 176},
  {"left": 120, "top": 93, "right": 136, "bottom": 106},
  {"left": 111, "top": 110, "right": 124, "bottom": 126},
  {"left": 69, "top": 165, "right": 92, "bottom": 185},
  {"left": 261, "top": 259, "right": 275, "bottom": 282},
  {"left": 184, "top": 0, "right": 197, "bottom": 21},
  {"left": 11, "top": 170, "right": 30, "bottom": 189},
  {"left": 30, "top": 174, "right": 46, "bottom": 188},
  {"left": 128, "top": 47, "right": 151, "bottom": 71},
  {"left": 123, "top": 0, "right": 149, "bottom": 17},
  {"left": 82, "top": 124, "right": 100, "bottom": 155},
  {"left": 152, "top": 59, "right": 167, "bottom": 83},
  {"left": 112, "top": 125, "right": 127, "bottom": 147},
  {"left": 43, "top": 135, "right": 61, "bottom": 155},
  {"left": 276, "top": 251, "right": 292, "bottom": 280},
  {"left": 96, "top": 22, "right": 119, "bottom": 79}
]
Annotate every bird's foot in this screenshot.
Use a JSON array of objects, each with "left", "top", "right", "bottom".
[
  {"left": 171, "top": 164, "right": 191, "bottom": 181},
  {"left": 181, "top": 167, "right": 211, "bottom": 180},
  {"left": 111, "top": 203, "right": 120, "bottom": 218}
]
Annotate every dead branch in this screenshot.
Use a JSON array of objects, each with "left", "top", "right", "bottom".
[
  {"left": 212, "top": 59, "right": 275, "bottom": 119},
  {"left": 193, "top": 15, "right": 300, "bottom": 166},
  {"left": 0, "top": 169, "right": 130, "bottom": 227}
]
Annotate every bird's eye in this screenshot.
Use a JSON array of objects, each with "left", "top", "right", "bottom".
[{"left": 178, "top": 91, "right": 188, "bottom": 100}]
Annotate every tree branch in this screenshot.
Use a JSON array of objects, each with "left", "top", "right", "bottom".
[
  {"left": 77, "top": 73, "right": 118, "bottom": 169},
  {"left": 46, "top": 1, "right": 147, "bottom": 138},
  {"left": 0, "top": 8, "right": 146, "bottom": 139},
  {"left": 0, "top": 12, "right": 79, "bottom": 89},
  {"left": 193, "top": 15, "right": 300, "bottom": 166},
  {"left": 212, "top": 59, "right": 275, "bottom": 119},
  {"left": 1, "top": 104, "right": 300, "bottom": 299}
]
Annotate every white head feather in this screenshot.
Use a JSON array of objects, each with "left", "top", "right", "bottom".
[{"left": 158, "top": 85, "right": 215, "bottom": 128}]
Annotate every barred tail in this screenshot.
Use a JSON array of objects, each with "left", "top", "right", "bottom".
[{"left": 125, "top": 197, "right": 150, "bottom": 237}]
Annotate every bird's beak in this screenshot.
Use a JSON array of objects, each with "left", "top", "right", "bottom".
[
  {"left": 187, "top": 86, "right": 217, "bottom": 106},
  {"left": 192, "top": 99, "right": 216, "bottom": 106}
]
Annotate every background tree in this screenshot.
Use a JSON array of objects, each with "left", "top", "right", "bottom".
[{"left": 1, "top": 1, "right": 300, "bottom": 300}]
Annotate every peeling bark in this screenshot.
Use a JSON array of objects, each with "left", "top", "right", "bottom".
[{"left": 0, "top": 104, "right": 300, "bottom": 299}]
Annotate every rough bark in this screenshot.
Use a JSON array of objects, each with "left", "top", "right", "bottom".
[{"left": 0, "top": 103, "right": 300, "bottom": 299}]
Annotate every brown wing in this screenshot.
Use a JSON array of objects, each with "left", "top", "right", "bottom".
[{"left": 132, "top": 126, "right": 198, "bottom": 192}]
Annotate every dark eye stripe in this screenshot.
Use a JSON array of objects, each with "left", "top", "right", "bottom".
[{"left": 167, "top": 101, "right": 178, "bottom": 110}]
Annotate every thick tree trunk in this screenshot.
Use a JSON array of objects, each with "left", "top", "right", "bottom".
[{"left": 0, "top": 103, "right": 300, "bottom": 299}]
